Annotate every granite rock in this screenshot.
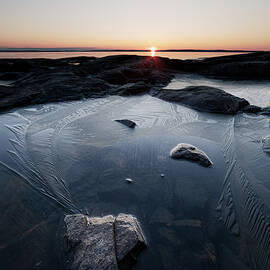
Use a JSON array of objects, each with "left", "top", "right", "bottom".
[
  {"left": 170, "top": 143, "right": 212, "bottom": 167},
  {"left": 64, "top": 213, "right": 146, "bottom": 270}
]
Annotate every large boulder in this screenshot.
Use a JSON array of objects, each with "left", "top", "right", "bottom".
[
  {"left": 170, "top": 143, "right": 212, "bottom": 167},
  {"left": 64, "top": 214, "right": 146, "bottom": 270},
  {"left": 152, "top": 86, "right": 250, "bottom": 114}
]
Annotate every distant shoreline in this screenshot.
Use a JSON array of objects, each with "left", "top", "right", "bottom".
[{"left": 0, "top": 49, "right": 264, "bottom": 53}]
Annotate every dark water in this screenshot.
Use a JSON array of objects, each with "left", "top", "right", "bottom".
[{"left": 0, "top": 80, "right": 270, "bottom": 269}]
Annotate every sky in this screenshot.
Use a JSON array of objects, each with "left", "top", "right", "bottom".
[{"left": 0, "top": 0, "right": 269, "bottom": 50}]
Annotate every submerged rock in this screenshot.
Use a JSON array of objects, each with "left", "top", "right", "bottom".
[
  {"left": 170, "top": 143, "right": 212, "bottom": 167},
  {"left": 150, "top": 207, "right": 174, "bottom": 224},
  {"left": 64, "top": 213, "right": 146, "bottom": 270},
  {"left": 152, "top": 86, "right": 249, "bottom": 114},
  {"left": 115, "top": 119, "right": 136, "bottom": 128}
]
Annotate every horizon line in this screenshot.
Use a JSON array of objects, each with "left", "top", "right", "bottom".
[{"left": 0, "top": 48, "right": 266, "bottom": 53}]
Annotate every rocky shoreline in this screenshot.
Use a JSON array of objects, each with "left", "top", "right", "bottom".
[{"left": 0, "top": 52, "right": 270, "bottom": 114}]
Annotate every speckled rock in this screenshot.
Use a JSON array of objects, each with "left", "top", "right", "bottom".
[
  {"left": 64, "top": 213, "right": 146, "bottom": 270},
  {"left": 115, "top": 214, "right": 147, "bottom": 270},
  {"left": 170, "top": 143, "right": 212, "bottom": 167}
]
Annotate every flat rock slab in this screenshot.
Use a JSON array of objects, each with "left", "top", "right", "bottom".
[
  {"left": 152, "top": 86, "right": 250, "bottom": 114},
  {"left": 115, "top": 119, "right": 136, "bottom": 128},
  {"left": 170, "top": 143, "right": 212, "bottom": 167},
  {"left": 64, "top": 213, "right": 146, "bottom": 270}
]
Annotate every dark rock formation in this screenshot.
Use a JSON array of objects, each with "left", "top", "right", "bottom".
[
  {"left": 118, "top": 82, "right": 150, "bottom": 96},
  {"left": 0, "top": 52, "right": 269, "bottom": 113},
  {"left": 170, "top": 143, "right": 212, "bottom": 167},
  {"left": 64, "top": 213, "right": 146, "bottom": 270},
  {"left": 152, "top": 86, "right": 249, "bottom": 114},
  {"left": 0, "top": 72, "right": 19, "bottom": 80},
  {"left": 115, "top": 119, "right": 136, "bottom": 128},
  {"left": 241, "top": 104, "right": 262, "bottom": 113},
  {"left": 261, "top": 106, "right": 270, "bottom": 116}
]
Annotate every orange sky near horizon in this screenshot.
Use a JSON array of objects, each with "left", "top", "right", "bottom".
[{"left": 0, "top": 0, "right": 270, "bottom": 51}]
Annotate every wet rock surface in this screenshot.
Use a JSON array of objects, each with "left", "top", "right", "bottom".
[
  {"left": 241, "top": 104, "right": 262, "bottom": 113},
  {"left": 115, "top": 119, "right": 136, "bottom": 128},
  {"left": 0, "top": 52, "right": 269, "bottom": 113},
  {"left": 261, "top": 106, "right": 270, "bottom": 116},
  {"left": 64, "top": 213, "right": 146, "bottom": 270},
  {"left": 152, "top": 86, "right": 250, "bottom": 114},
  {"left": 170, "top": 143, "right": 213, "bottom": 167}
]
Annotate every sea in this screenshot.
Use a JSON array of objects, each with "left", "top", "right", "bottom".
[{"left": 0, "top": 51, "right": 245, "bottom": 60}]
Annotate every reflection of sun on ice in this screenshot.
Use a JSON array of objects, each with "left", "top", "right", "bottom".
[{"left": 150, "top": 47, "right": 156, "bottom": 57}]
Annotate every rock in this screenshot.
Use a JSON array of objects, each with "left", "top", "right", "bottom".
[
  {"left": 170, "top": 143, "right": 212, "bottom": 167},
  {"left": 242, "top": 104, "right": 262, "bottom": 113},
  {"left": 121, "top": 68, "right": 145, "bottom": 81},
  {"left": 64, "top": 213, "right": 146, "bottom": 270},
  {"left": 0, "top": 85, "right": 13, "bottom": 98},
  {"left": 152, "top": 86, "right": 250, "bottom": 114},
  {"left": 261, "top": 106, "right": 270, "bottom": 116},
  {"left": 115, "top": 214, "right": 146, "bottom": 270},
  {"left": 115, "top": 119, "right": 136, "bottom": 128},
  {"left": 8, "top": 60, "right": 33, "bottom": 72},
  {"left": 125, "top": 178, "right": 133, "bottom": 184},
  {"left": 119, "top": 82, "right": 150, "bottom": 96},
  {"left": 64, "top": 214, "right": 117, "bottom": 270},
  {"left": 201, "top": 61, "right": 270, "bottom": 80},
  {"left": 0, "top": 72, "right": 19, "bottom": 81},
  {"left": 1, "top": 52, "right": 270, "bottom": 113},
  {"left": 99, "top": 69, "right": 127, "bottom": 85}
]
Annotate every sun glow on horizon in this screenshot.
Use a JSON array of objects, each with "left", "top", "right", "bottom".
[{"left": 150, "top": 47, "right": 156, "bottom": 57}]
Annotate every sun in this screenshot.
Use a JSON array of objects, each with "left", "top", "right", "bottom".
[{"left": 150, "top": 47, "right": 156, "bottom": 57}]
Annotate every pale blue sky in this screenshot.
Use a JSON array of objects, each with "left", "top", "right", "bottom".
[{"left": 0, "top": 0, "right": 269, "bottom": 50}]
